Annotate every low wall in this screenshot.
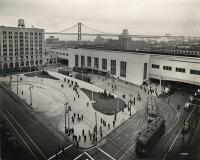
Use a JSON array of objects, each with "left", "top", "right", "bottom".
[{"left": 47, "top": 71, "right": 117, "bottom": 97}]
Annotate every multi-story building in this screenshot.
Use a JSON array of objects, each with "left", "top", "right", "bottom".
[{"left": 0, "top": 19, "right": 45, "bottom": 74}]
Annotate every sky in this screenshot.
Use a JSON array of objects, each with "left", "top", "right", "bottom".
[{"left": 0, "top": 0, "right": 200, "bottom": 39}]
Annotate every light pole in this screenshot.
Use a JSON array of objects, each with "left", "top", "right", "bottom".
[
  {"left": 29, "top": 85, "right": 33, "bottom": 106},
  {"left": 65, "top": 102, "right": 70, "bottom": 135},
  {"left": 9, "top": 74, "right": 12, "bottom": 90},
  {"left": 16, "top": 75, "right": 19, "bottom": 95},
  {"left": 95, "top": 112, "right": 97, "bottom": 142},
  {"left": 129, "top": 94, "right": 132, "bottom": 116}
]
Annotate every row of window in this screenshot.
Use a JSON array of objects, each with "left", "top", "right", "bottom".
[
  {"left": 2, "top": 31, "right": 43, "bottom": 36},
  {"left": 75, "top": 55, "right": 127, "bottom": 78},
  {"left": 2, "top": 55, "right": 42, "bottom": 61},
  {"left": 55, "top": 52, "right": 68, "bottom": 56},
  {"left": 0, "top": 60, "right": 43, "bottom": 69},
  {"left": 152, "top": 64, "right": 200, "bottom": 75}
]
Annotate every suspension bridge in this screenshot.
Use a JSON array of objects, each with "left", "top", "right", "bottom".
[{"left": 45, "top": 22, "right": 200, "bottom": 42}]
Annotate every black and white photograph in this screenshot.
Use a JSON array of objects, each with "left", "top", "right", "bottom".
[{"left": 0, "top": 0, "right": 200, "bottom": 159}]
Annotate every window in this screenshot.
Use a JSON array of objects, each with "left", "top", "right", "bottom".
[
  {"left": 94, "top": 57, "right": 99, "bottom": 68},
  {"left": 152, "top": 64, "right": 159, "bottom": 69},
  {"left": 120, "top": 61, "right": 126, "bottom": 77},
  {"left": 75, "top": 55, "right": 79, "bottom": 67},
  {"left": 102, "top": 58, "right": 107, "bottom": 70},
  {"left": 163, "top": 66, "right": 172, "bottom": 71},
  {"left": 111, "top": 60, "right": 116, "bottom": 75},
  {"left": 176, "top": 67, "right": 185, "bottom": 73},
  {"left": 87, "top": 56, "right": 91, "bottom": 67},
  {"left": 190, "top": 69, "right": 200, "bottom": 75},
  {"left": 81, "top": 55, "right": 85, "bottom": 67}
]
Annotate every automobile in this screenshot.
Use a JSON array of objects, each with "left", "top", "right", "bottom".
[
  {"left": 183, "top": 102, "right": 192, "bottom": 110},
  {"left": 194, "top": 92, "right": 200, "bottom": 99},
  {"left": 197, "top": 89, "right": 200, "bottom": 93},
  {"left": 69, "top": 73, "right": 73, "bottom": 77},
  {"left": 182, "top": 122, "right": 190, "bottom": 134},
  {"left": 188, "top": 95, "right": 194, "bottom": 101}
]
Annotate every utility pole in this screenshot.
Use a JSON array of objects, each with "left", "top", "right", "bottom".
[
  {"left": 91, "top": 64, "right": 94, "bottom": 102},
  {"left": 65, "top": 102, "right": 70, "bottom": 135},
  {"left": 16, "top": 75, "right": 19, "bottom": 95},
  {"left": 129, "top": 98, "right": 131, "bottom": 116},
  {"left": 95, "top": 112, "right": 97, "bottom": 142},
  {"left": 29, "top": 85, "right": 33, "bottom": 106},
  {"left": 9, "top": 74, "right": 12, "bottom": 90}
]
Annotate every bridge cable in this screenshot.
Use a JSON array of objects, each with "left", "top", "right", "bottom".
[
  {"left": 81, "top": 23, "right": 115, "bottom": 35},
  {"left": 59, "top": 23, "right": 78, "bottom": 33}
]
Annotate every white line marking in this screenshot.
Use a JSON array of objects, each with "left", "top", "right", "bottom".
[
  {"left": 162, "top": 129, "right": 182, "bottom": 160},
  {"left": 1, "top": 103, "right": 48, "bottom": 159},
  {"left": 84, "top": 152, "right": 95, "bottom": 160},
  {"left": 113, "top": 113, "right": 144, "bottom": 158},
  {"left": 96, "top": 146, "right": 116, "bottom": 160},
  {"left": 48, "top": 144, "right": 73, "bottom": 160},
  {"left": 118, "top": 113, "right": 147, "bottom": 160},
  {"left": 0, "top": 109, "right": 38, "bottom": 160},
  {"left": 73, "top": 153, "right": 84, "bottom": 160},
  {"left": 162, "top": 105, "right": 196, "bottom": 160}
]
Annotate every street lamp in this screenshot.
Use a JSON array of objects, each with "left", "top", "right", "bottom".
[
  {"left": 16, "top": 75, "right": 19, "bottom": 95},
  {"left": 9, "top": 74, "right": 12, "bottom": 90},
  {"left": 64, "top": 102, "right": 70, "bottom": 135},
  {"left": 29, "top": 84, "right": 33, "bottom": 106},
  {"left": 129, "top": 94, "right": 132, "bottom": 116}
]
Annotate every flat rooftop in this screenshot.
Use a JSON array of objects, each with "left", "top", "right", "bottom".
[{"left": 151, "top": 54, "right": 200, "bottom": 63}]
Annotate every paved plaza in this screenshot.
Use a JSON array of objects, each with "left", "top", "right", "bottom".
[{"left": 0, "top": 69, "right": 163, "bottom": 148}]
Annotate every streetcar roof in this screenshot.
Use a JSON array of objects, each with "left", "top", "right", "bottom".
[{"left": 136, "top": 117, "right": 164, "bottom": 145}]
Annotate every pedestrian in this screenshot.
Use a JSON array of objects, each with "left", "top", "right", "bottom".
[
  {"left": 78, "top": 94, "right": 80, "bottom": 98},
  {"left": 101, "top": 118, "right": 103, "bottom": 124},
  {"left": 72, "top": 128, "right": 74, "bottom": 134},
  {"left": 74, "top": 113, "right": 76, "bottom": 118},
  {"left": 100, "top": 132, "right": 103, "bottom": 139},
  {"left": 108, "top": 124, "right": 110, "bottom": 129},
  {"left": 22, "top": 91, "right": 23, "bottom": 95},
  {"left": 74, "top": 97, "right": 75, "bottom": 101},
  {"left": 87, "top": 102, "right": 89, "bottom": 107},
  {"left": 79, "top": 135, "right": 81, "bottom": 141},
  {"left": 82, "top": 129, "right": 84, "bottom": 136},
  {"left": 113, "top": 120, "right": 115, "bottom": 126},
  {"left": 81, "top": 115, "right": 83, "bottom": 120},
  {"left": 84, "top": 135, "right": 86, "bottom": 142}
]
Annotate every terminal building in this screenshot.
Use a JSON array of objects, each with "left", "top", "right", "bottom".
[
  {"left": 0, "top": 19, "right": 45, "bottom": 73},
  {"left": 46, "top": 48, "right": 200, "bottom": 86}
]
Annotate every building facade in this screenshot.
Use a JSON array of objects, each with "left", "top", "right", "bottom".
[
  {"left": 0, "top": 20, "right": 45, "bottom": 73},
  {"left": 46, "top": 48, "right": 200, "bottom": 86}
]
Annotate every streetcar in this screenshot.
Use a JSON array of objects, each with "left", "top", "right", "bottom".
[
  {"left": 146, "top": 96, "right": 157, "bottom": 122},
  {"left": 135, "top": 117, "right": 165, "bottom": 155}
]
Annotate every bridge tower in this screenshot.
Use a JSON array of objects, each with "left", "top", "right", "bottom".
[{"left": 78, "top": 22, "right": 82, "bottom": 42}]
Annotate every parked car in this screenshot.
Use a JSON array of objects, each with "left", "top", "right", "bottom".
[
  {"left": 182, "top": 122, "right": 190, "bottom": 134},
  {"left": 183, "top": 101, "right": 192, "bottom": 110}
]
